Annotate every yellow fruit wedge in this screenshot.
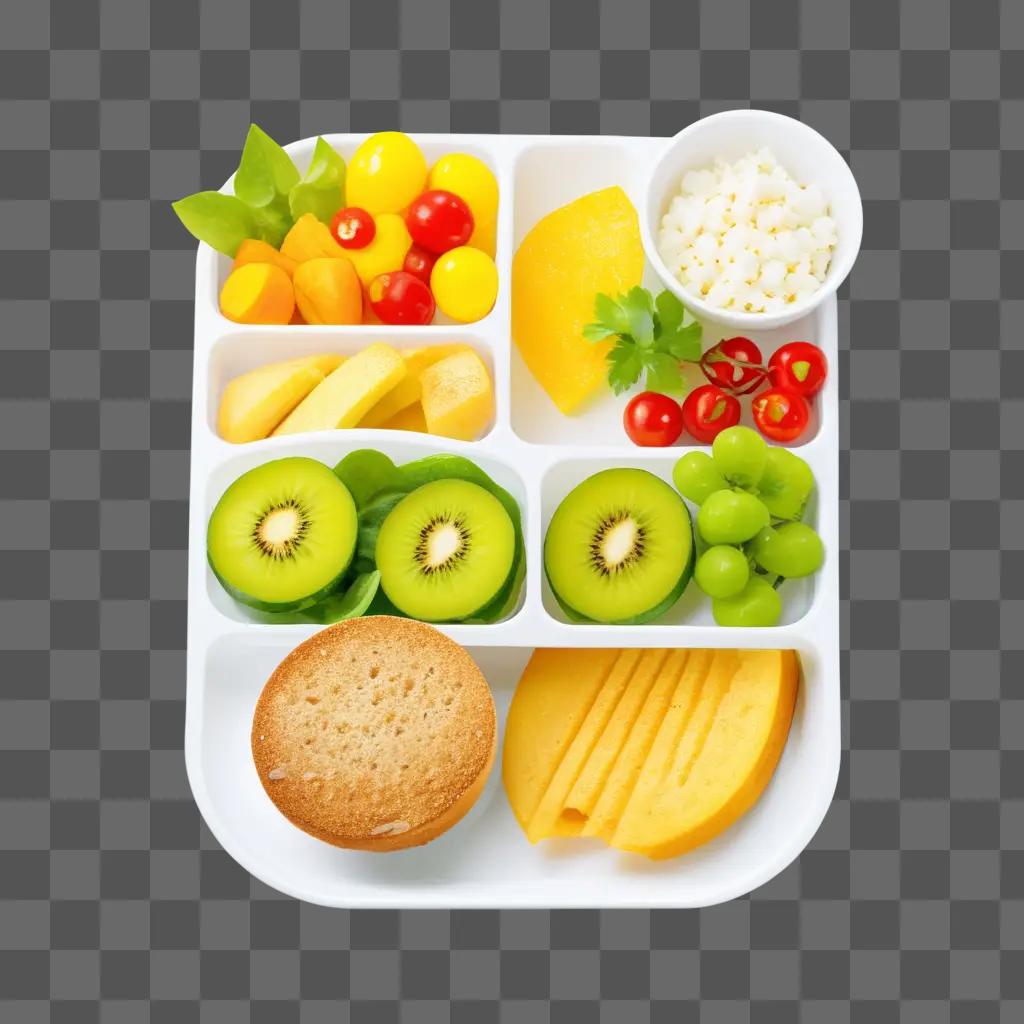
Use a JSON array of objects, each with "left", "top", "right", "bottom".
[
  {"left": 279, "top": 213, "right": 346, "bottom": 263},
  {"left": 511, "top": 186, "right": 643, "bottom": 414},
  {"left": 379, "top": 403, "right": 427, "bottom": 433},
  {"left": 359, "top": 344, "right": 468, "bottom": 428},
  {"left": 503, "top": 648, "right": 798, "bottom": 859},
  {"left": 216, "top": 354, "right": 343, "bottom": 443},
  {"left": 613, "top": 650, "right": 798, "bottom": 859},
  {"left": 502, "top": 649, "right": 621, "bottom": 831},
  {"left": 271, "top": 343, "right": 406, "bottom": 436},
  {"left": 419, "top": 349, "right": 494, "bottom": 440}
]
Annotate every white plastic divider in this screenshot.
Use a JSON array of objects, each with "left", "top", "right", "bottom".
[{"left": 185, "top": 133, "right": 841, "bottom": 907}]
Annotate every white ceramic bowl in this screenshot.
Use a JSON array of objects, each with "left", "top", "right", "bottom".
[{"left": 643, "top": 109, "right": 863, "bottom": 332}]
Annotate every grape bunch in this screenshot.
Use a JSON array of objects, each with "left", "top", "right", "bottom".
[{"left": 672, "top": 426, "right": 824, "bottom": 627}]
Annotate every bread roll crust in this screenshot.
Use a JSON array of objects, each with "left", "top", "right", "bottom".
[{"left": 252, "top": 616, "right": 496, "bottom": 851}]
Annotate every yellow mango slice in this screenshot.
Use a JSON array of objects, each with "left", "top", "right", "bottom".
[
  {"left": 502, "top": 649, "right": 621, "bottom": 831},
  {"left": 217, "top": 354, "right": 343, "bottom": 443},
  {"left": 272, "top": 343, "right": 406, "bottom": 436},
  {"left": 280, "top": 213, "right": 346, "bottom": 263},
  {"left": 614, "top": 650, "right": 798, "bottom": 859},
  {"left": 379, "top": 403, "right": 427, "bottom": 433},
  {"left": 419, "top": 349, "right": 494, "bottom": 441},
  {"left": 583, "top": 649, "right": 692, "bottom": 840},
  {"left": 359, "top": 344, "right": 468, "bottom": 428},
  {"left": 503, "top": 648, "right": 798, "bottom": 859},
  {"left": 511, "top": 186, "right": 643, "bottom": 414}
]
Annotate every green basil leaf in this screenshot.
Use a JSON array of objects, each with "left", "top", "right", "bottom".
[
  {"left": 171, "top": 191, "right": 259, "bottom": 257},
  {"left": 250, "top": 200, "right": 293, "bottom": 248},
  {"left": 308, "top": 571, "right": 381, "bottom": 624},
  {"left": 354, "top": 489, "right": 407, "bottom": 568},
  {"left": 234, "top": 124, "right": 299, "bottom": 210},
  {"left": 289, "top": 137, "right": 346, "bottom": 225},
  {"left": 332, "top": 449, "right": 401, "bottom": 509}
]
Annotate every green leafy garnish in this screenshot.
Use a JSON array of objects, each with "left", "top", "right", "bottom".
[
  {"left": 289, "top": 137, "right": 347, "bottom": 224},
  {"left": 234, "top": 124, "right": 300, "bottom": 209},
  {"left": 171, "top": 192, "right": 259, "bottom": 258},
  {"left": 585, "top": 286, "right": 702, "bottom": 396},
  {"left": 172, "top": 123, "right": 346, "bottom": 257}
]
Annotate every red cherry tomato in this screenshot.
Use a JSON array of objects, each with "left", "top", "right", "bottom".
[
  {"left": 402, "top": 244, "right": 437, "bottom": 285},
  {"left": 680, "top": 384, "right": 742, "bottom": 444},
  {"left": 367, "top": 271, "right": 436, "bottom": 326},
  {"left": 768, "top": 341, "right": 828, "bottom": 399},
  {"left": 751, "top": 387, "right": 811, "bottom": 443},
  {"left": 405, "top": 190, "right": 474, "bottom": 254},
  {"left": 330, "top": 206, "right": 376, "bottom": 249},
  {"left": 701, "top": 336, "right": 767, "bottom": 395},
  {"left": 623, "top": 391, "right": 684, "bottom": 447}
]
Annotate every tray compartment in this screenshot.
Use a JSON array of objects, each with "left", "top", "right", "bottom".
[
  {"left": 189, "top": 634, "right": 837, "bottom": 908},
  {"left": 200, "top": 134, "right": 511, "bottom": 336},
  {"left": 205, "top": 329, "right": 501, "bottom": 444},
  {"left": 201, "top": 434, "right": 531, "bottom": 625},
  {"left": 538, "top": 450, "right": 822, "bottom": 629},
  {"left": 509, "top": 137, "right": 828, "bottom": 448}
]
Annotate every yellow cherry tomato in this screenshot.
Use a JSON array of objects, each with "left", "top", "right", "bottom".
[
  {"left": 428, "top": 153, "right": 498, "bottom": 256},
  {"left": 344, "top": 213, "right": 411, "bottom": 287},
  {"left": 429, "top": 246, "right": 498, "bottom": 323},
  {"left": 347, "top": 131, "right": 427, "bottom": 215}
]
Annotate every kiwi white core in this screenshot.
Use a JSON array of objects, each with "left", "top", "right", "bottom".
[
  {"left": 423, "top": 520, "right": 465, "bottom": 570},
  {"left": 254, "top": 502, "right": 309, "bottom": 560}
]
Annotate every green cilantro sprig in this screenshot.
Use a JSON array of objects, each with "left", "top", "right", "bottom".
[{"left": 583, "top": 287, "right": 703, "bottom": 396}]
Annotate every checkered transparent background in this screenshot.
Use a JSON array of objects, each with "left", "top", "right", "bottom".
[{"left": 1, "top": 0, "right": 1021, "bottom": 1018}]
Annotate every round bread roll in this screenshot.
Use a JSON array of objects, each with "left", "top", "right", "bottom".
[{"left": 252, "top": 616, "right": 496, "bottom": 851}]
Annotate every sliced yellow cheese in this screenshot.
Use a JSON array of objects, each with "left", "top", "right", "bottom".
[
  {"left": 511, "top": 186, "right": 643, "bottom": 414},
  {"left": 272, "top": 343, "right": 406, "bottom": 435},
  {"left": 359, "top": 344, "right": 468, "bottom": 428},
  {"left": 503, "top": 648, "right": 798, "bottom": 859},
  {"left": 217, "top": 354, "right": 343, "bottom": 443}
]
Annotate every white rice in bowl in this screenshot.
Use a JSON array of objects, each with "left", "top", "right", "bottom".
[{"left": 657, "top": 147, "right": 838, "bottom": 313}]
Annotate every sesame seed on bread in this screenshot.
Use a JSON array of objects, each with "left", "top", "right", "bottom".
[{"left": 251, "top": 616, "right": 496, "bottom": 852}]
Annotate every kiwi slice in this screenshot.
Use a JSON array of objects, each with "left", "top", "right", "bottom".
[
  {"left": 375, "top": 478, "right": 516, "bottom": 622},
  {"left": 544, "top": 468, "right": 693, "bottom": 624},
  {"left": 207, "top": 457, "right": 358, "bottom": 612}
]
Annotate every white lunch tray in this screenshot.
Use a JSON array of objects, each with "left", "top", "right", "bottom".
[{"left": 185, "top": 132, "right": 843, "bottom": 908}]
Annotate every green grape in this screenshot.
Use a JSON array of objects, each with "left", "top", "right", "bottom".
[
  {"left": 672, "top": 451, "right": 728, "bottom": 505},
  {"left": 695, "top": 545, "right": 750, "bottom": 598},
  {"left": 712, "top": 575, "right": 782, "bottom": 627},
  {"left": 757, "top": 447, "right": 815, "bottom": 521},
  {"left": 697, "top": 489, "right": 770, "bottom": 545},
  {"left": 712, "top": 426, "right": 768, "bottom": 489},
  {"left": 750, "top": 523, "right": 824, "bottom": 578}
]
